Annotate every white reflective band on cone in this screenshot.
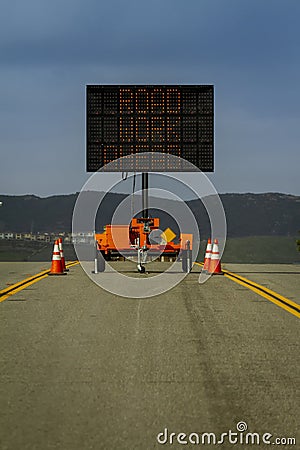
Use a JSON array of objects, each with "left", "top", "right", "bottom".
[
  {"left": 210, "top": 243, "right": 219, "bottom": 260},
  {"left": 205, "top": 248, "right": 212, "bottom": 257},
  {"left": 204, "top": 243, "right": 212, "bottom": 256}
]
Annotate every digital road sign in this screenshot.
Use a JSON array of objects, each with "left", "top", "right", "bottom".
[{"left": 86, "top": 85, "right": 214, "bottom": 172}]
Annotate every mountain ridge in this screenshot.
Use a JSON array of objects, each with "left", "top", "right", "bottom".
[{"left": 0, "top": 192, "right": 299, "bottom": 238}]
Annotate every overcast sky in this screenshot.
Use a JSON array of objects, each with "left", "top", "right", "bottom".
[{"left": 0, "top": 0, "right": 299, "bottom": 197}]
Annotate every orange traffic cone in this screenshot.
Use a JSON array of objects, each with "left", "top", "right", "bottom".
[
  {"left": 202, "top": 238, "right": 212, "bottom": 272},
  {"left": 58, "top": 238, "right": 69, "bottom": 272},
  {"left": 49, "top": 239, "right": 66, "bottom": 276},
  {"left": 208, "top": 239, "right": 223, "bottom": 275}
]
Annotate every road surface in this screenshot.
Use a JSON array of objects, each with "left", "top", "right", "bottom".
[{"left": 0, "top": 262, "right": 299, "bottom": 449}]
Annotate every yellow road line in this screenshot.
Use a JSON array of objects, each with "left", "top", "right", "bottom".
[
  {"left": 223, "top": 268, "right": 300, "bottom": 308},
  {"left": 0, "top": 273, "right": 50, "bottom": 302},
  {"left": 195, "top": 262, "right": 300, "bottom": 319},
  {"left": 0, "top": 269, "right": 50, "bottom": 296},
  {"left": 0, "top": 261, "right": 79, "bottom": 303},
  {"left": 224, "top": 272, "right": 300, "bottom": 318},
  {"left": 65, "top": 261, "right": 80, "bottom": 268}
]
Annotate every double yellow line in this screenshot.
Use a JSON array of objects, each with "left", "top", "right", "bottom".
[
  {"left": 0, "top": 261, "right": 79, "bottom": 303},
  {"left": 1, "top": 261, "right": 299, "bottom": 319},
  {"left": 195, "top": 262, "right": 300, "bottom": 319}
]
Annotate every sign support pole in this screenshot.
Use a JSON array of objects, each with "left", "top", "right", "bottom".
[{"left": 142, "top": 172, "right": 149, "bottom": 218}]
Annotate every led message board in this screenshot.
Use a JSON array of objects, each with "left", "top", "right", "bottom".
[{"left": 86, "top": 85, "right": 214, "bottom": 172}]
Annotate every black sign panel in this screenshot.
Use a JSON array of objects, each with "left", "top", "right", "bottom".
[{"left": 86, "top": 85, "right": 214, "bottom": 172}]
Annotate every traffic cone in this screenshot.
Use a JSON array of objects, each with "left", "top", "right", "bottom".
[
  {"left": 58, "top": 238, "right": 69, "bottom": 272},
  {"left": 208, "top": 239, "right": 223, "bottom": 275},
  {"left": 49, "top": 240, "right": 66, "bottom": 276},
  {"left": 202, "top": 238, "right": 212, "bottom": 272}
]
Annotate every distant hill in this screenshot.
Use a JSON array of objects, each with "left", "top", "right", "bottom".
[
  {"left": 0, "top": 192, "right": 299, "bottom": 238},
  {"left": 1, "top": 236, "right": 299, "bottom": 263}
]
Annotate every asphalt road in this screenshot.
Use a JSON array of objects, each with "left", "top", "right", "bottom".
[
  {"left": 223, "top": 263, "right": 300, "bottom": 305},
  {"left": 0, "top": 262, "right": 299, "bottom": 449},
  {"left": 0, "top": 261, "right": 50, "bottom": 291}
]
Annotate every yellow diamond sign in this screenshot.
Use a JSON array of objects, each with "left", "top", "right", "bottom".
[{"left": 161, "top": 227, "right": 176, "bottom": 243}]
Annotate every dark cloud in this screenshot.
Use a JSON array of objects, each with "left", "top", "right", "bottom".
[{"left": 1, "top": 0, "right": 299, "bottom": 67}]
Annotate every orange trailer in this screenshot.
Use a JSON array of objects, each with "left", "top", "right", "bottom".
[{"left": 95, "top": 217, "right": 193, "bottom": 272}]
